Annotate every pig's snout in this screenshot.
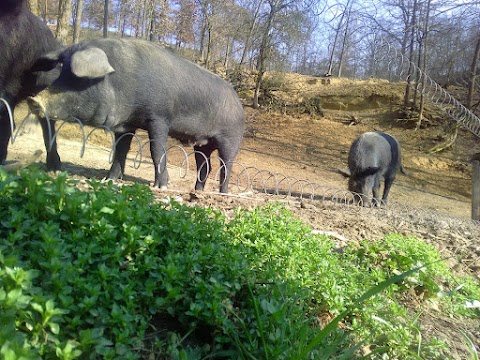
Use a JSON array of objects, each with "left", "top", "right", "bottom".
[{"left": 27, "top": 94, "right": 48, "bottom": 118}]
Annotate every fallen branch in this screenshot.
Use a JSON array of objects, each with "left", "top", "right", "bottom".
[
  {"left": 1, "top": 150, "right": 43, "bottom": 172},
  {"left": 428, "top": 123, "right": 459, "bottom": 154}
]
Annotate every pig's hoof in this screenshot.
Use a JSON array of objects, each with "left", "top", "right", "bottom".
[{"left": 152, "top": 182, "right": 168, "bottom": 190}]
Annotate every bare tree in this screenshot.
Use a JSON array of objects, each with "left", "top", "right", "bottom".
[
  {"left": 103, "top": 0, "right": 109, "bottom": 37},
  {"left": 325, "top": 0, "right": 353, "bottom": 77},
  {"left": 337, "top": 1, "right": 353, "bottom": 77},
  {"left": 175, "top": 0, "right": 196, "bottom": 47},
  {"left": 28, "top": 0, "right": 40, "bottom": 16},
  {"left": 467, "top": 33, "right": 480, "bottom": 109},
  {"left": 416, "top": 0, "right": 432, "bottom": 129},
  {"left": 195, "top": 0, "right": 244, "bottom": 68},
  {"left": 215, "top": 0, "right": 246, "bottom": 70},
  {"left": 56, "top": 0, "right": 73, "bottom": 45},
  {"left": 240, "top": 0, "right": 265, "bottom": 68},
  {"left": 157, "top": 0, "right": 173, "bottom": 42},
  {"left": 253, "top": 0, "right": 281, "bottom": 108},
  {"left": 39, "top": 0, "right": 48, "bottom": 22},
  {"left": 82, "top": 0, "right": 104, "bottom": 30},
  {"left": 404, "top": 0, "right": 418, "bottom": 108},
  {"left": 253, "top": 0, "right": 308, "bottom": 108},
  {"left": 73, "top": 0, "right": 85, "bottom": 43},
  {"left": 130, "top": 1, "right": 141, "bottom": 37},
  {"left": 196, "top": 0, "right": 215, "bottom": 66},
  {"left": 31, "top": 0, "right": 479, "bottom": 102},
  {"left": 146, "top": 0, "right": 157, "bottom": 41},
  {"left": 117, "top": 0, "right": 128, "bottom": 37}
]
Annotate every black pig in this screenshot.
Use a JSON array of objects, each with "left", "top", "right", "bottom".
[
  {"left": 0, "top": 0, "right": 58, "bottom": 166},
  {"left": 28, "top": 38, "right": 245, "bottom": 193},
  {"left": 348, "top": 131, "right": 406, "bottom": 206}
]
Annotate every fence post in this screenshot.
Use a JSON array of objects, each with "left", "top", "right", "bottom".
[{"left": 473, "top": 158, "right": 480, "bottom": 220}]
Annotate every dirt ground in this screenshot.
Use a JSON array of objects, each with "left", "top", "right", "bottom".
[{"left": 5, "top": 76, "right": 480, "bottom": 358}]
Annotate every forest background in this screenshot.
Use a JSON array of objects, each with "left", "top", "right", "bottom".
[{"left": 24, "top": 0, "right": 480, "bottom": 114}]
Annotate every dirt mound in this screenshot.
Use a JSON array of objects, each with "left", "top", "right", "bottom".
[{"left": 256, "top": 73, "right": 405, "bottom": 111}]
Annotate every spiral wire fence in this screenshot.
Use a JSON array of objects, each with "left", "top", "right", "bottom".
[
  {"left": 0, "top": 104, "right": 477, "bottom": 231},
  {"left": 1, "top": 40, "right": 479, "bottom": 229},
  {"left": 374, "top": 41, "right": 480, "bottom": 137}
]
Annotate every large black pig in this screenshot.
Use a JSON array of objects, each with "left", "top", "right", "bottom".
[
  {"left": 348, "top": 131, "right": 406, "bottom": 206},
  {"left": 0, "top": 0, "right": 59, "bottom": 166},
  {"left": 28, "top": 38, "right": 245, "bottom": 193}
]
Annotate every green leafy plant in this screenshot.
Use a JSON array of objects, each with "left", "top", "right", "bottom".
[{"left": 1, "top": 168, "right": 478, "bottom": 359}]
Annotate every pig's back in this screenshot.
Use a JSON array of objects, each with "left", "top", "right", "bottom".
[
  {"left": 348, "top": 132, "right": 392, "bottom": 173},
  {"left": 91, "top": 39, "right": 242, "bottom": 126}
]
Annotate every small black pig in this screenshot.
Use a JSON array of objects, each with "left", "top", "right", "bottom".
[
  {"left": 348, "top": 131, "right": 406, "bottom": 206},
  {"left": 28, "top": 38, "right": 245, "bottom": 193}
]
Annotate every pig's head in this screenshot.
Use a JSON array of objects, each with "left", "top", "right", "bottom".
[
  {"left": 28, "top": 45, "right": 115, "bottom": 124},
  {"left": 348, "top": 175, "right": 371, "bottom": 206}
]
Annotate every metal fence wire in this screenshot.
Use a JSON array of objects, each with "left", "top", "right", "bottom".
[
  {"left": 1, "top": 40, "right": 479, "bottom": 226},
  {"left": 1, "top": 102, "right": 477, "bottom": 227},
  {"left": 374, "top": 41, "right": 480, "bottom": 138}
]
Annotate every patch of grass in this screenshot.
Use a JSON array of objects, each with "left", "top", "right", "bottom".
[
  {"left": 0, "top": 168, "right": 478, "bottom": 359},
  {"left": 349, "top": 234, "right": 480, "bottom": 318},
  {"left": 1, "top": 168, "right": 248, "bottom": 358},
  {"left": 226, "top": 204, "right": 480, "bottom": 359}
]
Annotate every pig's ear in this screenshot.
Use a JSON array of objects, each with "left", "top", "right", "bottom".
[
  {"left": 70, "top": 48, "right": 115, "bottom": 79},
  {"left": 31, "top": 47, "right": 66, "bottom": 72}
]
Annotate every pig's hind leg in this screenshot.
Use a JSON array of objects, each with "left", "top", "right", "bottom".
[
  {"left": 381, "top": 174, "right": 396, "bottom": 205},
  {"left": 216, "top": 136, "right": 243, "bottom": 193},
  {"left": 193, "top": 142, "right": 215, "bottom": 191}
]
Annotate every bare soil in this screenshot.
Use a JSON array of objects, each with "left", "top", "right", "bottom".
[{"left": 6, "top": 75, "right": 480, "bottom": 358}]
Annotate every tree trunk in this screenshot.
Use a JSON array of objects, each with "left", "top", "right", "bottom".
[
  {"left": 224, "top": 36, "right": 231, "bottom": 69},
  {"left": 253, "top": 0, "right": 279, "bottom": 109},
  {"left": 198, "top": 2, "right": 210, "bottom": 64},
  {"left": 56, "top": 0, "right": 73, "bottom": 45},
  {"left": 119, "top": 0, "right": 127, "bottom": 38},
  {"left": 41, "top": 0, "right": 47, "bottom": 22},
  {"left": 404, "top": 0, "right": 418, "bottom": 108},
  {"left": 416, "top": 0, "right": 431, "bottom": 130},
  {"left": 199, "top": 19, "right": 207, "bottom": 62},
  {"left": 240, "top": 0, "right": 265, "bottom": 68},
  {"left": 326, "top": 0, "right": 351, "bottom": 77},
  {"left": 140, "top": 0, "right": 147, "bottom": 39},
  {"left": 467, "top": 34, "right": 480, "bottom": 109},
  {"left": 157, "top": 0, "right": 169, "bottom": 43},
  {"left": 72, "top": 0, "right": 84, "bottom": 44},
  {"left": 103, "top": 0, "right": 109, "bottom": 38},
  {"left": 205, "top": 24, "right": 213, "bottom": 68},
  {"left": 147, "top": 0, "right": 157, "bottom": 41},
  {"left": 325, "top": 14, "right": 343, "bottom": 77},
  {"left": 472, "top": 159, "right": 480, "bottom": 220},
  {"left": 337, "top": 3, "right": 352, "bottom": 77},
  {"left": 27, "top": 0, "right": 39, "bottom": 16},
  {"left": 413, "top": 29, "right": 422, "bottom": 108},
  {"left": 428, "top": 122, "right": 459, "bottom": 153}
]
